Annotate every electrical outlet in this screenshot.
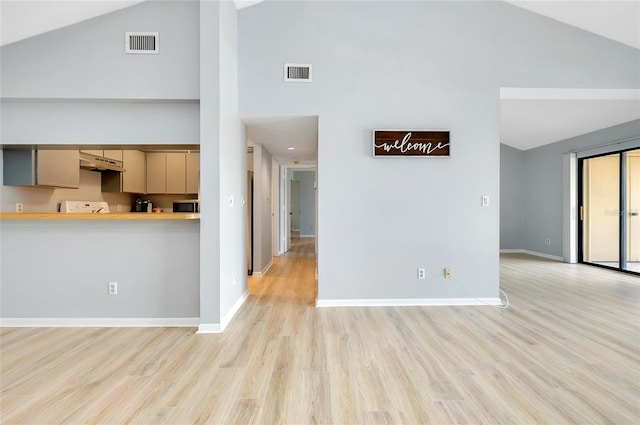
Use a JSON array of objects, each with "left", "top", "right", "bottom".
[
  {"left": 444, "top": 268, "right": 452, "bottom": 279},
  {"left": 108, "top": 282, "right": 118, "bottom": 295},
  {"left": 15, "top": 203, "right": 23, "bottom": 213},
  {"left": 546, "top": 238, "right": 551, "bottom": 245},
  {"left": 481, "top": 196, "right": 490, "bottom": 207},
  {"left": 417, "top": 268, "right": 426, "bottom": 279}
]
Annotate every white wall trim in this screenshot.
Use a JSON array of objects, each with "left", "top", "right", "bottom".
[
  {"left": 300, "top": 234, "right": 315, "bottom": 238},
  {"left": 196, "top": 323, "right": 222, "bottom": 334},
  {"left": 0, "top": 317, "right": 200, "bottom": 328},
  {"left": 500, "top": 249, "right": 564, "bottom": 261},
  {"left": 316, "top": 298, "right": 502, "bottom": 308},
  {"left": 252, "top": 259, "right": 273, "bottom": 277},
  {"left": 220, "top": 290, "right": 249, "bottom": 331}
]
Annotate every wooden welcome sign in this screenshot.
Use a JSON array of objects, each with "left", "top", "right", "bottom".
[{"left": 373, "top": 130, "right": 450, "bottom": 157}]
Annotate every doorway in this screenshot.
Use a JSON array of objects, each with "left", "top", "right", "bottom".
[
  {"left": 579, "top": 148, "right": 640, "bottom": 274},
  {"left": 290, "top": 180, "right": 301, "bottom": 241}
]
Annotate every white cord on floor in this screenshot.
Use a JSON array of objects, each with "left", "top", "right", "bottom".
[{"left": 456, "top": 280, "right": 510, "bottom": 310}]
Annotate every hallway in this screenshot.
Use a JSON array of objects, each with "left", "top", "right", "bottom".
[{"left": 248, "top": 236, "right": 317, "bottom": 306}]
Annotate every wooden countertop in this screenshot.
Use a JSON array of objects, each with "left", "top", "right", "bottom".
[{"left": 0, "top": 213, "right": 200, "bottom": 220}]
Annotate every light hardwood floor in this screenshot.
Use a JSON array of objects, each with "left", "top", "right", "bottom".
[{"left": 1, "top": 247, "right": 639, "bottom": 424}]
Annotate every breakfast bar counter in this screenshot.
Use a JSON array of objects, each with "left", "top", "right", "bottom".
[{"left": 0, "top": 213, "right": 200, "bottom": 220}]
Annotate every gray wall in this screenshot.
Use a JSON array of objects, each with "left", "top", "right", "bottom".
[
  {"left": 522, "top": 120, "right": 640, "bottom": 257},
  {"left": 252, "top": 144, "right": 273, "bottom": 273},
  {"left": 0, "top": 100, "right": 199, "bottom": 145},
  {"left": 238, "top": 1, "right": 639, "bottom": 301},
  {"left": 199, "top": 0, "right": 221, "bottom": 326},
  {"left": 0, "top": 1, "right": 199, "bottom": 99},
  {"left": 500, "top": 144, "right": 525, "bottom": 250},
  {"left": 218, "top": 0, "right": 248, "bottom": 323},
  {"left": 0, "top": 220, "right": 199, "bottom": 318},
  {"left": 293, "top": 170, "right": 316, "bottom": 237},
  {"left": 0, "top": 0, "right": 206, "bottom": 322}
]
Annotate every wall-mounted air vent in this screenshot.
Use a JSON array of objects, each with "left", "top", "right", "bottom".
[
  {"left": 125, "top": 32, "right": 159, "bottom": 54},
  {"left": 284, "top": 63, "right": 312, "bottom": 82}
]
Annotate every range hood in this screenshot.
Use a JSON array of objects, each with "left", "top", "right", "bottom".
[{"left": 79, "top": 152, "right": 125, "bottom": 172}]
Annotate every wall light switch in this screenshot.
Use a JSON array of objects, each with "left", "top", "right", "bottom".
[{"left": 481, "top": 196, "right": 490, "bottom": 207}]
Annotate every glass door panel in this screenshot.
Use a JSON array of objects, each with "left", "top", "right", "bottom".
[
  {"left": 582, "top": 153, "right": 620, "bottom": 268},
  {"left": 625, "top": 149, "right": 640, "bottom": 273}
]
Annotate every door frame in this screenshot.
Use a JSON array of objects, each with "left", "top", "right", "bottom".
[{"left": 578, "top": 148, "right": 640, "bottom": 276}]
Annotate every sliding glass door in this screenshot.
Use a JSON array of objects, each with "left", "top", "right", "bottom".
[
  {"left": 625, "top": 150, "right": 640, "bottom": 272},
  {"left": 579, "top": 149, "right": 640, "bottom": 275}
]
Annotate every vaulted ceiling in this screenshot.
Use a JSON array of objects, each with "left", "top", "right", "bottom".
[{"left": 1, "top": 1, "right": 638, "bottom": 156}]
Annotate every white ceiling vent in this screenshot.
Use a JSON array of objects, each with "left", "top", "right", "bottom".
[
  {"left": 284, "top": 63, "right": 312, "bottom": 82},
  {"left": 125, "top": 32, "right": 159, "bottom": 54}
]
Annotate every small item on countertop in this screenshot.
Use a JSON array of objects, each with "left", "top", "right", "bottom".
[
  {"left": 154, "top": 207, "right": 162, "bottom": 213},
  {"left": 147, "top": 201, "right": 153, "bottom": 213}
]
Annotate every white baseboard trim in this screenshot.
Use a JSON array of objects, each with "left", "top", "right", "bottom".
[
  {"left": 196, "top": 290, "right": 250, "bottom": 334},
  {"left": 316, "top": 298, "right": 502, "bottom": 308},
  {"left": 252, "top": 259, "right": 273, "bottom": 277},
  {"left": 500, "top": 249, "right": 564, "bottom": 261},
  {"left": 220, "top": 290, "right": 249, "bottom": 331},
  {"left": 0, "top": 317, "right": 200, "bottom": 328},
  {"left": 196, "top": 323, "right": 222, "bottom": 334}
]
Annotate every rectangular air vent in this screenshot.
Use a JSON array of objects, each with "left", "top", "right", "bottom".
[
  {"left": 125, "top": 32, "right": 159, "bottom": 54},
  {"left": 284, "top": 63, "right": 312, "bottom": 82}
]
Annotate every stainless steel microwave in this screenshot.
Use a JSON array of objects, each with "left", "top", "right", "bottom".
[{"left": 173, "top": 200, "right": 199, "bottom": 213}]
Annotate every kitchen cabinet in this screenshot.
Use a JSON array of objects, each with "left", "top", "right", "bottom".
[
  {"left": 104, "top": 150, "right": 123, "bottom": 161},
  {"left": 81, "top": 149, "right": 122, "bottom": 161},
  {"left": 166, "top": 153, "right": 186, "bottom": 194},
  {"left": 186, "top": 152, "right": 200, "bottom": 194},
  {"left": 146, "top": 152, "right": 166, "bottom": 194},
  {"left": 102, "top": 150, "right": 146, "bottom": 193},
  {"left": 3, "top": 149, "right": 79, "bottom": 188},
  {"left": 80, "top": 149, "right": 103, "bottom": 157},
  {"left": 145, "top": 152, "right": 200, "bottom": 195}
]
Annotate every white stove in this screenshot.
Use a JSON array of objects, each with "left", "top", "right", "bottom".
[{"left": 60, "top": 201, "right": 110, "bottom": 213}]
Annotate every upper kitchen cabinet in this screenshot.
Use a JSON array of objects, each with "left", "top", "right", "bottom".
[
  {"left": 166, "top": 153, "right": 187, "bottom": 194},
  {"left": 186, "top": 152, "right": 200, "bottom": 194},
  {"left": 122, "top": 150, "right": 145, "bottom": 193},
  {"left": 146, "top": 152, "right": 167, "bottom": 194},
  {"left": 81, "top": 150, "right": 123, "bottom": 161},
  {"left": 3, "top": 150, "right": 80, "bottom": 188},
  {"left": 102, "top": 150, "right": 146, "bottom": 193},
  {"left": 146, "top": 152, "right": 200, "bottom": 195}
]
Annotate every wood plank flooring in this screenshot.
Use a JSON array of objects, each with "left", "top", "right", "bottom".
[{"left": 1, "top": 248, "right": 639, "bottom": 424}]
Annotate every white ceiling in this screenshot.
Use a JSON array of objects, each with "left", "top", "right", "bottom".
[
  {"left": 1, "top": 1, "right": 638, "bottom": 155},
  {"left": 505, "top": 1, "right": 640, "bottom": 50},
  {"left": 0, "top": 1, "right": 144, "bottom": 46},
  {"left": 501, "top": 89, "right": 640, "bottom": 150},
  {"left": 244, "top": 116, "right": 318, "bottom": 166}
]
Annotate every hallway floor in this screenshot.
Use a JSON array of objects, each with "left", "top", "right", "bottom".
[{"left": 2, "top": 251, "right": 639, "bottom": 424}]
